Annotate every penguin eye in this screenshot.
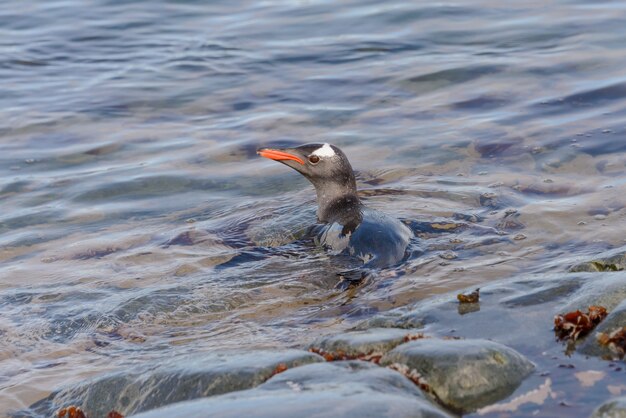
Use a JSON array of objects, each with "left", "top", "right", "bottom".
[{"left": 308, "top": 155, "right": 320, "bottom": 164}]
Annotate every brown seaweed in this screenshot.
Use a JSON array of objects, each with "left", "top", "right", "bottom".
[
  {"left": 597, "top": 326, "right": 626, "bottom": 358},
  {"left": 554, "top": 306, "right": 607, "bottom": 341},
  {"left": 457, "top": 288, "right": 480, "bottom": 304},
  {"left": 57, "top": 406, "right": 87, "bottom": 418}
]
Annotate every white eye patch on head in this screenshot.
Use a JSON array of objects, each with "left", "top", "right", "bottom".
[{"left": 311, "top": 143, "right": 336, "bottom": 158}]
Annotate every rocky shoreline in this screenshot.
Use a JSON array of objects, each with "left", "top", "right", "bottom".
[{"left": 18, "top": 250, "right": 626, "bottom": 418}]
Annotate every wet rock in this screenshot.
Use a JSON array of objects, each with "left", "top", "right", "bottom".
[
  {"left": 579, "top": 299, "right": 626, "bottom": 359},
  {"left": 309, "top": 328, "right": 419, "bottom": 360},
  {"left": 26, "top": 350, "right": 322, "bottom": 418},
  {"left": 479, "top": 191, "right": 499, "bottom": 207},
  {"left": 569, "top": 248, "right": 626, "bottom": 272},
  {"left": 130, "top": 361, "right": 453, "bottom": 418},
  {"left": 495, "top": 209, "right": 525, "bottom": 231},
  {"left": 357, "top": 311, "right": 411, "bottom": 329},
  {"left": 559, "top": 273, "right": 626, "bottom": 314},
  {"left": 591, "top": 395, "right": 626, "bottom": 418},
  {"left": 357, "top": 273, "right": 626, "bottom": 351},
  {"left": 473, "top": 137, "right": 517, "bottom": 157},
  {"left": 258, "top": 360, "right": 427, "bottom": 398},
  {"left": 380, "top": 338, "right": 534, "bottom": 413},
  {"left": 350, "top": 271, "right": 626, "bottom": 415},
  {"left": 453, "top": 212, "right": 483, "bottom": 223},
  {"left": 500, "top": 277, "right": 586, "bottom": 308}
]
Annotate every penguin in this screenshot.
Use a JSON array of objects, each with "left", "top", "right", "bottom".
[{"left": 257, "top": 143, "right": 413, "bottom": 273}]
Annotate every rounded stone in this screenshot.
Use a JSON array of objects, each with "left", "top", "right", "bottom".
[
  {"left": 579, "top": 299, "right": 626, "bottom": 358},
  {"left": 591, "top": 395, "right": 626, "bottom": 418},
  {"left": 309, "top": 328, "right": 417, "bottom": 357},
  {"left": 27, "top": 350, "right": 323, "bottom": 418},
  {"left": 130, "top": 361, "right": 454, "bottom": 418},
  {"left": 380, "top": 338, "right": 535, "bottom": 413}
]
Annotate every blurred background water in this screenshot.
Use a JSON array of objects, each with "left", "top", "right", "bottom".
[{"left": 1, "top": 0, "right": 626, "bottom": 415}]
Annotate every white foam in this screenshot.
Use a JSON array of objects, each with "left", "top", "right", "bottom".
[{"left": 312, "top": 143, "right": 335, "bottom": 158}]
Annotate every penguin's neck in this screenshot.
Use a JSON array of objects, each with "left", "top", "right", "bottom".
[{"left": 312, "top": 180, "right": 362, "bottom": 229}]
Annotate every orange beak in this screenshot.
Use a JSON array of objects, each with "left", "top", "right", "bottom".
[{"left": 257, "top": 148, "right": 305, "bottom": 165}]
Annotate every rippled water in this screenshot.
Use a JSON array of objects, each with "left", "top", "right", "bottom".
[{"left": 1, "top": 0, "right": 626, "bottom": 414}]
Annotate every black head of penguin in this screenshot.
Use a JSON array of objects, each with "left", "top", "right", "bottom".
[{"left": 258, "top": 143, "right": 360, "bottom": 223}]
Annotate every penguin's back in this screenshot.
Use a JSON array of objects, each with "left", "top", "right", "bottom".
[{"left": 316, "top": 207, "right": 413, "bottom": 268}]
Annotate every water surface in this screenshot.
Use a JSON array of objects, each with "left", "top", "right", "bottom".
[{"left": 1, "top": 0, "right": 626, "bottom": 415}]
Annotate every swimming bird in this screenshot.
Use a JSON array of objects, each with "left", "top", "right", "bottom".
[{"left": 257, "top": 143, "right": 413, "bottom": 274}]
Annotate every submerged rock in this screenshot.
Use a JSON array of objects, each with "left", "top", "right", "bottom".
[
  {"left": 130, "top": 361, "right": 453, "bottom": 418},
  {"left": 558, "top": 273, "right": 626, "bottom": 314},
  {"left": 380, "top": 338, "right": 534, "bottom": 413},
  {"left": 22, "top": 271, "right": 626, "bottom": 418},
  {"left": 351, "top": 271, "right": 626, "bottom": 414},
  {"left": 569, "top": 248, "right": 626, "bottom": 272},
  {"left": 357, "top": 272, "right": 626, "bottom": 351},
  {"left": 26, "top": 350, "right": 322, "bottom": 418},
  {"left": 245, "top": 206, "right": 315, "bottom": 247},
  {"left": 591, "top": 395, "right": 626, "bottom": 418},
  {"left": 579, "top": 299, "right": 626, "bottom": 359},
  {"left": 309, "top": 328, "right": 420, "bottom": 360}
]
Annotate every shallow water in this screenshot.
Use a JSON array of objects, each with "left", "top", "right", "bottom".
[{"left": 1, "top": 0, "right": 625, "bottom": 415}]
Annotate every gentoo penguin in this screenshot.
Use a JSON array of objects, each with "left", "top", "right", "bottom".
[{"left": 258, "top": 143, "right": 413, "bottom": 271}]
